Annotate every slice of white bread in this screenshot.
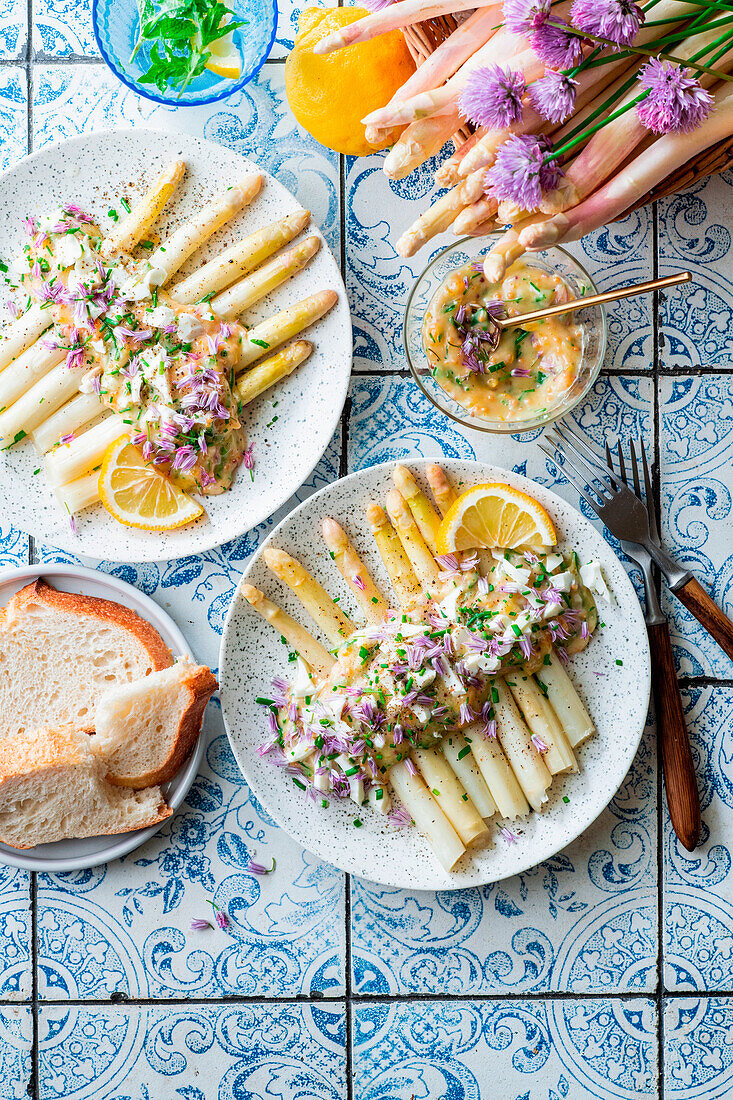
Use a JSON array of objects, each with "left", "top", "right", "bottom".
[
  {"left": 0, "top": 579, "right": 173, "bottom": 739},
  {"left": 92, "top": 659, "right": 218, "bottom": 788},
  {"left": 0, "top": 725, "right": 171, "bottom": 849}
]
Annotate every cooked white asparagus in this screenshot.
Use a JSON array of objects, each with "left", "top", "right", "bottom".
[
  {"left": 463, "top": 722, "right": 529, "bottom": 819},
  {"left": 321, "top": 517, "right": 391, "bottom": 623},
  {"left": 143, "top": 175, "right": 263, "bottom": 286},
  {"left": 508, "top": 672, "right": 578, "bottom": 775},
  {"left": 393, "top": 464, "right": 443, "bottom": 553},
  {"left": 43, "top": 414, "right": 126, "bottom": 487},
  {"left": 263, "top": 545, "right": 355, "bottom": 644},
  {"left": 492, "top": 680, "right": 552, "bottom": 813},
  {"left": 388, "top": 759, "right": 466, "bottom": 871},
  {"left": 536, "top": 652, "right": 595, "bottom": 748},
  {"left": 0, "top": 341, "right": 65, "bottom": 410},
  {"left": 0, "top": 362, "right": 84, "bottom": 448},
  {"left": 238, "top": 291, "right": 339, "bottom": 370},
  {"left": 54, "top": 470, "right": 100, "bottom": 515},
  {"left": 171, "top": 209, "right": 310, "bottom": 304},
  {"left": 100, "top": 160, "right": 185, "bottom": 259},
  {"left": 234, "top": 341, "right": 313, "bottom": 406},
  {"left": 239, "top": 582, "right": 335, "bottom": 680},
  {"left": 0, "top": 305, "right": 52, "bottom": 374},
  {"left": 441, "top": 733, "right": 497, "bottom": 820},
  {"left": 212, "top": 236, "right": 321, "bottom": 320},
  {"left": 412, "top": 747, "right": 490, "bottom": 846},
  {"left": 386, "top": 488, "right": 441, "bottom": 590},
  {"left": 366, "top": 500, "right": 423, "bottom": 608},
  {"left": 31, "top": 392, "right": 106, "bottom": 454},
  {"left": 426, "top": 463, "right": 457, "bottom": 517}
]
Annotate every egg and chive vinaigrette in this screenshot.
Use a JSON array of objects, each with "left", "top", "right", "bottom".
[
  {"left": 422, "top": 260, "right": 585, "bottom": 423},
  {"left": 20, "top": 206, "right": 248, "bottom": 494},
  {"left": 258, "top": 547, "right": 599, "bottom": 818}
]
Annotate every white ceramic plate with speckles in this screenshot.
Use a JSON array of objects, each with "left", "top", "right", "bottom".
[
  {"left": 219, "top": 458, "right": 651, "bottom": 890},
  {"left": 0, "top": 128, "right": 351, "bottom": 562},
  {"left": 0, "top": 564, "right": 203, "bottom": 873}
]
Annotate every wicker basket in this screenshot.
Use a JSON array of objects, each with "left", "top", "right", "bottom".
[{"left": 402, "top": 17, "right": 733, "bottom": 216}]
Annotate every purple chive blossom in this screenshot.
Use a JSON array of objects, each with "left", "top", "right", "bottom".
[
  {"left": 500, "top": 826, "right": 518, "bottom": 844},
  {"left": 5, "top": 300, "right": 20, "bottom": 318},
  {"left": 243, "top": 443, "right": 255, "bottom": 479},
  {"left": 172, "top": 445, "right": 198, "bottom": 473},
  {"left": 352, "top": 574, "right": 366, "bottom": 592},
  {"left": 481, "top": 701, "right": 498, "bottom": 738},
  {"left": 518, "top": 634, "right": 533, "bottom": 660},
  {"left": 460, "top": 702, "right": 475, "bottom": 725},
  {"left": 485, "top": 134, "right": 562, "bottom": 212},
  {"left": 531, "top": 19, "right": 586, "bottom": 69},
  {"left": 571, "top": 0, "right": 644, "bottom": 46},
  {"left": 636, "top": 58, "right": 713, "bottom": 134},
  {"left": 190, "top": 918, "right": 213, "bottom": 930},
  {"left": 529, "top": 71, "right": 578, "bottom": 124},
  {"left": 477, "top": 576, "right": 490, "bottom": 596},
  {"left": 23, "top": 216, "right": 38, "bottom": 237},
  {"left": 406, "top": 758, "right": 418, "bottom": 777},
  {"left": 247, "top": 858, "right": 276, "bottom": 875},
  {"left": 364, "top": 0, "right": 395, "bottom": 10},
  {"left": 458, "top": 65, "right": 527, "bottom": 130},
  {"left": 531, "top": 733, "right": 548, "bottom": 753},
  {"left": 511, "top": 366, "right": 531, "bottom": 377},
  {"left": 209, "top": 903, "right": 228, "bottom": 931},
  {"left": 68, "top": 513, "right": 77, "bottom": 536},
  {"left": 436, "top": 553, "right": 460, "bottom": 572},
  {"left": 59, "top": 432, "right": 76, "bottom": 445},
  {"left": 63, "top": 204, "right": 94, "bottom": 222},
  {"left": 504, "top": 0, "right": 551, "bottom": 34},
  {"left": 389, "top": 806, "right": 413, "bottom": 829}
]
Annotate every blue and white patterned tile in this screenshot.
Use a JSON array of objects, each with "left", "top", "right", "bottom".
[
  {"left": 0, "top": 70, "right": 27, "bottom": 171},
  {"left": 0, "top": 0, "right": 26, "bottom": 59},
  {"left": 38, "top": 1002, "right": 346, "bottom": 1099},
  {"left": 345, "top": 151, "right": 653, "bottom": 372},
  {"left": 354, "top": 999, "right": 659, "bottom": 1099},
  {"left": 659, "top": 375, "right": 733, "bottom": 679},
  {"left": 32, "top": 64, "right": 339, "bottom": 253},
  {"left": 665, "top": 997, "right": 733, "bottom": 1098},
  {"left": 664, "top": 685, "right": 733, "bottom": 993},
  {"left": 0, "top": 866, "right": 32, "bottom": 1000},
  {"left": 658, "top": 174, "right": 733, "bottom": 369},
  {"left": 33, "top": 0, "right": 97, "bottom": 57},
  {"left": 348, "top": 373, "right": 657, "bottom": 996},
  {"left": 0, "top": 1007, "right": 32, "bottom": 1099},
  {"left": 272, "top": 0, "right": 337, "bottom": 59},
  {"left": 36, "top": 441, "right": 346, "bottom": 1001}
]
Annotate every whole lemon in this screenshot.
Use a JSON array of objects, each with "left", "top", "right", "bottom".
[{"left": 285, "top": 7, "right": 416, "bottom": 157}]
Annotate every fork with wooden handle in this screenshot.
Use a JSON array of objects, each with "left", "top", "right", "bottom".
[{"left": 540, "top": 425, "right": 709, "bottom": 851}]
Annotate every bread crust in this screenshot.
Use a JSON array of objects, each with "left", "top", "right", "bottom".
[
  {"left": 107, "top": 664, "right": 218, "bottom": 788},
  {"left": 3, "top": 579, "right": 174, "bottom": 673}
]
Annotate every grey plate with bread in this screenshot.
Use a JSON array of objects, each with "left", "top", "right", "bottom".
[{"left": 0, "top": 565, "right": 214, "bottom": 872}]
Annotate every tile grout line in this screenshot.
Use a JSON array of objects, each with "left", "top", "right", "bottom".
[{"left": 652, "top": 200, "right": 665, "bottom": 1100}]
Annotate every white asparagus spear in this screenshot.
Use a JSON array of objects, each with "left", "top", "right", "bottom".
[
  {"left": 314, "top": 0, "right": 497, "bottom": 55},
  {"left": 426, "top": 463, "right": 457, "bottom": 517},
  {"left": 386, "top": 489, "right": 441, "bottom": 591},
  {"left": 0, "top": 341, "right": 65, "bottom": 410},
  {"left": 385, "top": 113, "right": 468, "bottom": 181},
  {"left": 536, "top": 653, "right": 595, "bottom": 748},
  {"left": 321, "top": 517, "right": 391, "bottom": 623},
  {"left": 441, "top": 733, "right": 497, "bottom": 819},
  {"left": 435, "top": 129, "right": 487, "bottom": 188},
  {"left": 508, "top": 673, "right": 578, "bottom": 775},
  {"left": 0, "top": 362, "right": 84, "bottom": 448},
  {"left": 263, "top": 546, "right": 355, "bottom": 644},
  {"left": 234, "top": 341, "right": 313, "bottom": 406},
  {"left": 366, "top": 501, "right": 423, "bottom": 609},
  {"left": 100, "top": 160, "right": 186, "bottom": 259},
  {"left": 396, "top": 168, "right": 491, "bottom": 256},
  {"left": 43, "top": 414, "right": 126, "bottom": 486},
  {"left": 453, "top": 198, "right": 499, "bottom": 236},
  {"left": 54, "top": 470, "right": 100, "bottom": 515},
  {"left": 32, "top": 392, "right": 105, "bottom": 454},
  {"left": 492, "top": 679, "right": 552, "bottom": 812},
  {"left": 412, "top": 747, "right": 490, "bottom": 846},
  {"left": 0, "top": 305, "right": 52, "bottom": 374},
  {"left": 363, "top": 5, "right": 503, "bottom": 135},
  {"left": 213, "top": 236, "right": 321, "bottom": 320},
  {"left": 238, "top": 291, "right": 339, "bottom": 370},
  {"left": 144, "top": 175, "right": 263, "bottom": 285},
  {"left": 393, "top": 464, "right": 442, "bottom": 553},
  {"left": 388, "top": 759, "right": 466, "bottom": 871},
  {"left": 463, "top": 722, "right": 529, "bottom": 819},
  {"left": 171, "top": 209, "right": 310, "bottom": 304},
  {"left": 239, "top": 582, "right": 335, "bottom": 680}
]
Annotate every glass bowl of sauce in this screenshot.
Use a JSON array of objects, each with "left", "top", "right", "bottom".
[{"left": 404, "top": 235, "right": 606, "bottom": 434}]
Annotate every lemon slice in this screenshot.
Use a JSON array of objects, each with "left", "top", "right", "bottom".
[
  {"left": 204, "top": 24, "right": 242, "bottom": 80},
  {"left": 437, "top": 483, "right": 557, "bottom": 553},
  {"left": 98, "top": 437, "right": 204, "bottom": 532}
]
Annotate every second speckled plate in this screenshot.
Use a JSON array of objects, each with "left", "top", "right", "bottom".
[{"left": 219, "top": 459, "right": 650, "bottom": 890}]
